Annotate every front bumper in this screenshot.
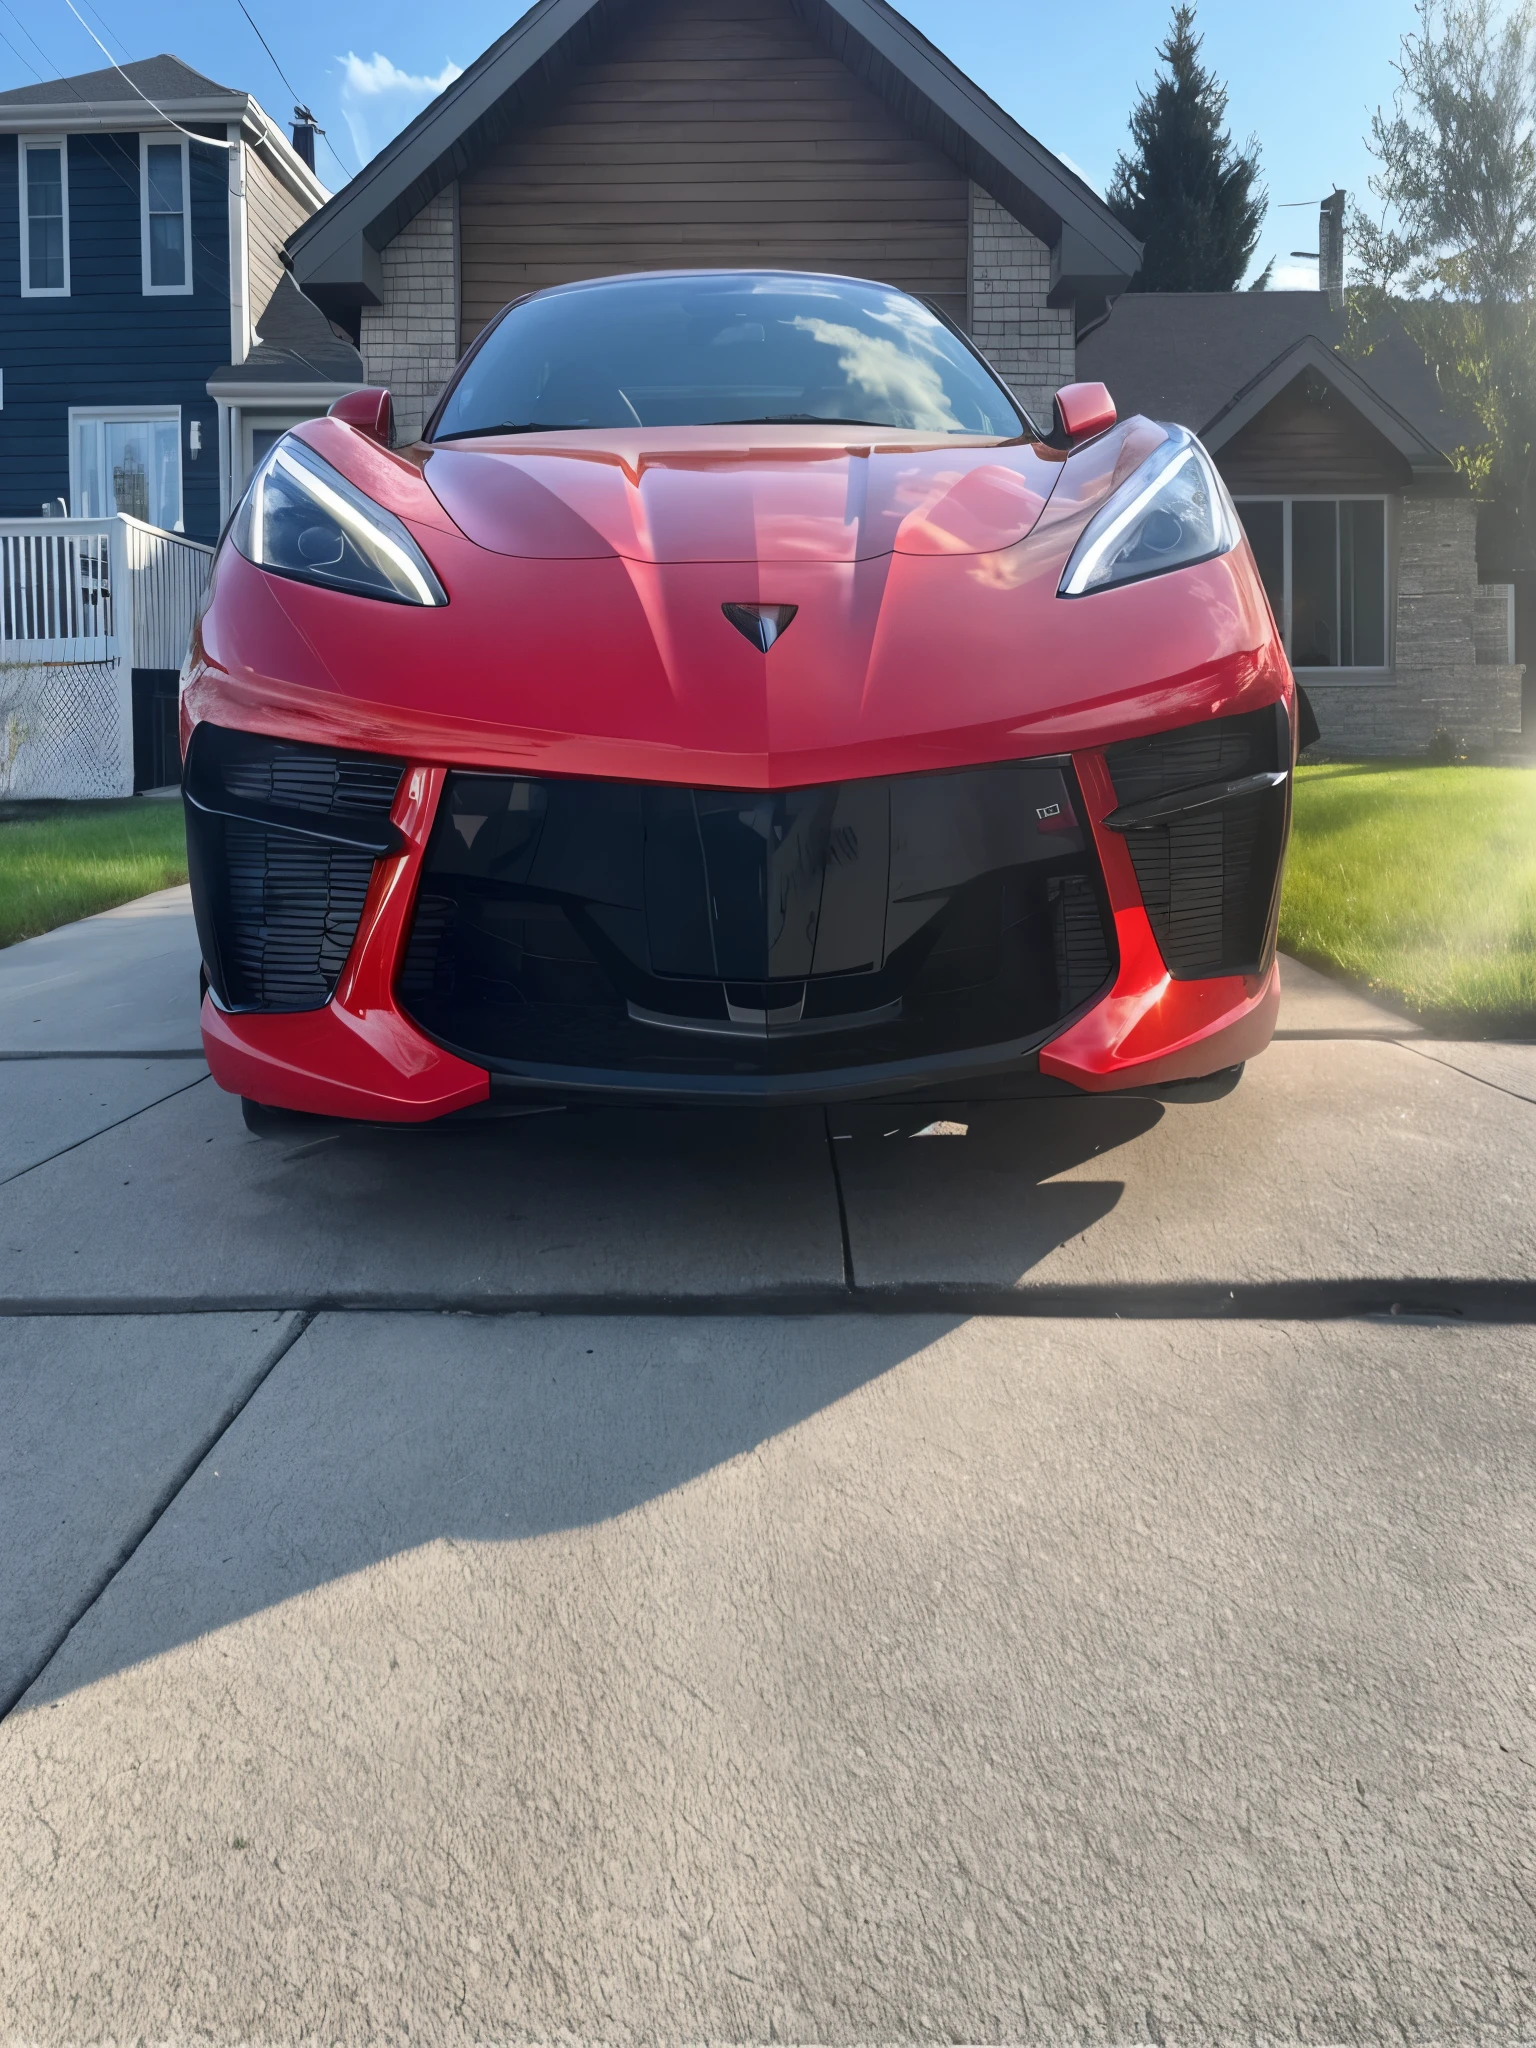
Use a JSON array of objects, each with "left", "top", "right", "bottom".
[{"left": 187, "top": 711, "right": 1288, "bottom": 1118}]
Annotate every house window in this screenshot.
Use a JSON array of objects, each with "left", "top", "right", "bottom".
[
  {"left": 1234, "top": 497, "right": 1389, "bottom": 669},
  {"left": 140, "top": 136, "right": 190, "bottom": 293},
  {"left": 21, "top": 139, "right": 69, "bottom": 296},
  {"left": 71, "top": 408, "right": 183, "bottom": 531}
]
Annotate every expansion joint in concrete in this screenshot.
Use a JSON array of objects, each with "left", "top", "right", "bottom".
[{"left": 0, "top": 1309, "right": 313, "bottom": 1722}]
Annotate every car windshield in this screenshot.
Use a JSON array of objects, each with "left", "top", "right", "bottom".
[{"left": 431, "top": 272, "right": 1029, "bottom": 440}]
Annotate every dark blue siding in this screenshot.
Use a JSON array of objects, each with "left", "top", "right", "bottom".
[{"left": 0, "top": 130, "right": 228, "bottom": 540}]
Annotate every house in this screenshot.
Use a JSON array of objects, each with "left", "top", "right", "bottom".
[
  {"left": 284, "top": 0, "right": 1142, "bottom": 444},
  {"left": 1078, "top": 291, "right": 1525, "bottom": 756},
  {"left": 0, "top": 55, "right": 350, "bottom": 544}
]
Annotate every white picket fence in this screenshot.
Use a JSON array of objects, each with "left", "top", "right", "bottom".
[{"left": 0, "top": 514, "right": 213, "bottom": 799}]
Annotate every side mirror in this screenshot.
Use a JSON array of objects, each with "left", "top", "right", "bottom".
[
  {"left": 328, "top": 387, "right": 394, "bottom": 446},
  {"left": 1050, "top": 381, "right": 1117, "bottom": 446}
]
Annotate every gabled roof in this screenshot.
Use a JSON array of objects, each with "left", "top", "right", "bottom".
[
  {"left": 0, "top": 52, "right": 329, "bottom": 211},
  {"left": 288, "top": 0, "right": 1141, "bottom": 323},
  {"left": 1076, "top": 291, "right": 1464, "bottom": 484},
  {"left": 0, "top": 54, "right": 233, "bottom": 106},
  {"left": 207, "top": 273, "right": 365, "bottom": 398}
]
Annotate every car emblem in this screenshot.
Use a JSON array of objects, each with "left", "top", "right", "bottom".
[{"left": 722, "top": 602, "right": 798, "bottom": 652}]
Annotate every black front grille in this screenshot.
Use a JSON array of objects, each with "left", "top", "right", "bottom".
[
  {"left": 399, "top": 761, "right": 1114, "bottom": 1083},
  {"left": 185, "top": 724, "right": 404, "bottom": 1012},
  {"left": 1103, "top": 704, "right": 1290, "bottom": 980}
]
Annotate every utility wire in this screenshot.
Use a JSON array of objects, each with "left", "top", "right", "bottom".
[
  {"left": 77, "top": 0, "right": 127, "bottom": 59},
  {"left": 0, "top": 16, "right": 45, "bottom": 80},
  {"left": 59, "top": 0, "right": 235, "bottom": 146},
  {"left": 1, "top": 0, "right": 70, "bottom": 84},
  {"left": 233, "top": 0, "right": 299, "bottom": 105},
  {"left": 3, "top": 0, "right": 230, "bottom": 276},
  {"left": 230, "top": 0, "right": 355, "bottom": 179}
]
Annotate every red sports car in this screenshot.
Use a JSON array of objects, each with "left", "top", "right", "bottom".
[{"left": 181, "top": 269, "right": 1296, "bottom": 1127}]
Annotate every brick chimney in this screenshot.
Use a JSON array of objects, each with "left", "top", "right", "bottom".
[
  {"left": 1319, "top": 190, "right": 1345, "bottom": 309},
  {"left": 291, "top": 106, "right": 317, "bottom": 172}
]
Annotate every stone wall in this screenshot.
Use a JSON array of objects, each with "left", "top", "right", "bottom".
[
  {"left": 1305, "top": 494, "right": 1524, "bottom": 755},
  {"left": 967, "top": 185, "right": 1073, "bottom": 425},
  {"left": 360, "top": 186, "right": 459, "bottom": 446}
]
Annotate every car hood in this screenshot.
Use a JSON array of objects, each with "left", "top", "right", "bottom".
[
  {"left": 193, "top": 413, "right": 1285, "bottom": 787},
  {"left": 416, "top": 426, "right": 1065, "bottom": 563}
]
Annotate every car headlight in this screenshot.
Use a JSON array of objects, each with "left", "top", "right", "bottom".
[
  {"left": 231, "top": 435, "right": 447, "bottom": 606},
  {"left": 1059, "top": 426, "right": 1240, "bottom": 598}
]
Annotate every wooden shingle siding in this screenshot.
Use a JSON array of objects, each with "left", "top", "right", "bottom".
[
  {"left": 246, "top": 149, "right": 313, "bottom": 329},
  {"left": 458, "top": 0, "right": 969, "bottom": 348},
  {"left": 1216, "top": 372, "right": 1413, "bottom": 495}
]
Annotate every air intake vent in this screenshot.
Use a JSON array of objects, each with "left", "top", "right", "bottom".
[
  {"left": 184, "top": 723, "right": 404, "bottom": 1012},
  {"left": 398, "top": 760, "right": 1116, "bottom": 1084},
  {"left": 1050, "top": 873, "right": 1113, "bottom": 1008},
  {"left": 1103, "top": 704, "right": 1290, "bottom": 980}
]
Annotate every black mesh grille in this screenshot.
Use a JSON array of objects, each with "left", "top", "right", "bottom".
[
  {"left": 219, "top": 748, "right": 402, "bottom": 820},
  {"left": 1103, "top": 705, "right": 1289, "bottom": 980},
  {"left": 1050, "top": 873, "right": 1114, "bottom": 1008},
  {"left": 184, "top": 725, "right": 404, "bottom": 1013},
  {"left": 219, "top": 823, "right": 380, "bottom": 1009},
  {"left": 399, "top": 761, "right": 1116, "bottom": 1084}
]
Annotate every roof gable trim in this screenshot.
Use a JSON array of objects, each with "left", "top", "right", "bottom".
[
  {"left": 287, "top": 0, "right": 1140, "bottom": 310},
  {"left": 1201, "top": 335, "right": 1453, "bottom": 477}
]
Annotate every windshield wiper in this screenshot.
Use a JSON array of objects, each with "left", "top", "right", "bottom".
[
  {"left": 437, "top": 413, "right": 901, "bottom": 440},
  {"left": 716, "top": 413, "right": 892, "bottom": 427},
  {"left": 435, "top": 421, "right": 595, "bottom": 440}
]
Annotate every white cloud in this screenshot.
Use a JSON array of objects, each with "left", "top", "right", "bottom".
[
  {"left": 1269, "top": 259, "right": 1322, "bottom": 291},
  {"left": 338, "top": 51, "right": 464, "bottom": 165},
  {"left": 1057, "top": 152, "right": 1102, "bottom": 196}
]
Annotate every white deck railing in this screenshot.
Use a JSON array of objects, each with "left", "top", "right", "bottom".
[
  {"left": 0, "top": 513, "right": 213, "bottom": 671},
  {"left": 0, "top": 523, "right": 117, "bottom": 663},
  {"left": 0, "top": 514, "right": 214, "bottom": 799},
  {"left": 124, "top": 516, "right": 215, "bottom": 671}
]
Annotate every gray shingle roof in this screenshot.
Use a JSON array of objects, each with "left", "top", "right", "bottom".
[
  {"left": 209, "top": 273, "right": 364, "bottom": 389},
  {"left": 1077, "top": 291, "right": 1462, "bottom": 458},
  {"left": 0, "top": 54, "right": 234, "bottom": 109}
]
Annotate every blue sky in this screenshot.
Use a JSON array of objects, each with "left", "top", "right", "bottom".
[{"left": 0, "top": 0, "right": 1417, "bottom": 288}]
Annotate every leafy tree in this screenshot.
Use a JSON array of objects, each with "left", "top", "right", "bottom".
[
  {"left": 1108, "top": 5, "right": 1266, "bottom": 292},
  {"left": 1348, "top": 0, "right": 1536, "bottom": 567}
]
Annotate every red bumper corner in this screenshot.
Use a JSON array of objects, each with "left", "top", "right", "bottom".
[{"left": 200, "top": 762, "right": 489, "bottom": 1122}]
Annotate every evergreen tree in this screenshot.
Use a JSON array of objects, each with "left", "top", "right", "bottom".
[{"left": 1108, "top": 5, "right": 1266, "bottom": 292}]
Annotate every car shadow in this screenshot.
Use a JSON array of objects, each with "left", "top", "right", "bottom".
[
  {"left": 12, "top": 1092, "right": 1167, "bottom": 1707},
  {"left": 24, "top": 1310, "right": 975, "bottom": 1706},
  {"left": 829, "top": 1094, "right": 1165, "bottom": 1288}
]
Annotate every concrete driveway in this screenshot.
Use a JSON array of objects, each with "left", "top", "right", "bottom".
[{"left": 2, "top": 886, "right": 1534, "bottom": 2042}]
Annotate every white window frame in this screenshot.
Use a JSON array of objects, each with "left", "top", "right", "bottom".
[
  {"left": 69, "top": 404, "right": 184, "bottom": 531},
  {"left": 20, "top": 135, "right": 70, "bottom": 298},
  {"left": 139, "top": 133, "right": 192, "bottom": 296},
  {"left": 1234, "top": 493, "right": 1393, "bottom": 674}
]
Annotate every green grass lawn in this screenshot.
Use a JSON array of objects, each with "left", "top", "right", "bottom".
[
  {"left": 1281, "top": 761, "right": 1536, "bottom": 1031},
  {"left": 2, "top": 766, "right": 1532, "bottom": 1032},
  {"left": 0, "top": 797, "right": 188, "bottom": 949}
]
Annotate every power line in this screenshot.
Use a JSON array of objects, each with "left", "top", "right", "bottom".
[
  {"left": 0, "top": 16, "right": 46, "bottom": 80},
  {"left": 77, "top": 0, "right": 128, "bottom": 60},
  {"left": 229, "top": 0, "right": 356, "bottom": 179},
  {"left": 0, "top": 0, "right": 69, "bottom": 82},
  {"left": 59, "top": 0, "right": 235, "bottom": 149},
  {"left": 233, "top": 0, "right": 298, "bottom": 104},
  {"left": 318, "top": 128, "right": 353, "bottom": 183}
]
